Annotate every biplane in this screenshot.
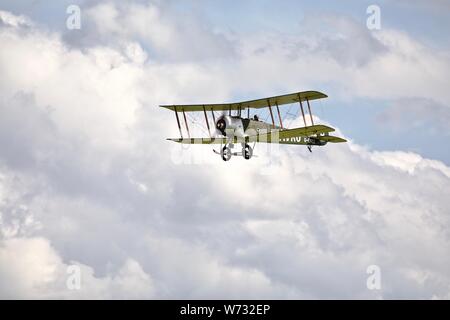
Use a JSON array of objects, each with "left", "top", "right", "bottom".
[{"left": 160, "top": 91, "right": 346, "bottom": 161}]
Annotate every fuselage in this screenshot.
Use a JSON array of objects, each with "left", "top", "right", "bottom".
[{"left": 216, "top": 115, "right": 281, "bottom": 138}]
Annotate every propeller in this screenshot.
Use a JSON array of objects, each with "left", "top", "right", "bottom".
[{"left": 214, "top": 112, "right": 228, "bottom": 137}]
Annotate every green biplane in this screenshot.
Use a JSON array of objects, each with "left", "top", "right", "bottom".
[{"left": 160, "top": 91, "right": 346, "bottom": 161}]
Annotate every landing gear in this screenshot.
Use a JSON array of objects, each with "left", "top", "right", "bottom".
[
  {"left": 221, "top": 146, "right": 232, "bottom": 162},
  {"left": 242, "top": 144, "right": 253, "bottom": 160},
  {"left": 214, "top": 143, "right": 254, "bottom": 161}
]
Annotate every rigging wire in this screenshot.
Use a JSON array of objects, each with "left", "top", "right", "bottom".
[
  {"left": 181, "top": 100, "right": 309, "bottom": 137},
  {"left": 284, "top": 103, "right": 293, "bottom": 128},
  {"left": 186, "top": 112, "right": 209, "bottom": 137},
  {"left": 285, "top": 102, "right": 300, "bottom": 128}
]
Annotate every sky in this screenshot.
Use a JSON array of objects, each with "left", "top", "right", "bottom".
[{"left": 0, "top": 0, "right": 449, "bottom": 299}]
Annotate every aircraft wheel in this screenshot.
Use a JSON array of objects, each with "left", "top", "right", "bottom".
[
  {"left": 243, "top": 144, "right": 253, "bottom": 160},
  {"left": 221, "top": 146, "right": 232, "bottom": 162}
]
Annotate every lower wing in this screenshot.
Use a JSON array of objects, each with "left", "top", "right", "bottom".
[{"left": 167, "top": 125, "right": 347, "bottom": 145}]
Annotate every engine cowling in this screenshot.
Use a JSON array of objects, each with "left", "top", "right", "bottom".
[{"left": 215, "top": 115, "right": 245, "bottom": 137}]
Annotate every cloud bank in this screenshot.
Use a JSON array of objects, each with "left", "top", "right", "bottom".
[{"left": 0, "top": 2, "right": 450, "bottom": 299}]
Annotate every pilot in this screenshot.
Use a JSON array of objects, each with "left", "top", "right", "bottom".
[{"left": 253, "top": 115, "right": 259, "bottom": 121}]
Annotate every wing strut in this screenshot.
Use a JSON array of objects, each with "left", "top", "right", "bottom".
[
  {"left": 182, "top": 109, "right": 190, "bottom": 139},
  {"left": 174, "top": 107, "right": 183, "bottom": 139},
  {"left": 211, "top": 110, "right": 216, "bottom": 123},
  {"left": 297, "top": 93, "right": 307, "bottom": 127},
  {"left": 203, "top": 105, "right": 212, "bottom": 138},
  {"left": 267, "top": 99, "right": 275, "bottom": 128},
  {"left": 275, "top": 101, "right": 283, "bottom": 129},
  {"left": 306, "top": 98, "right": 314, "bottom": 126}
]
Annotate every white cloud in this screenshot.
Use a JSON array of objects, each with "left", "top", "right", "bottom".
[
  {"left": 0, "top": 10, "right": 31, "bottom": 28},
  {"left": 0, "top": 237, "right": 154, "bottom": 299},
  {"left": 64, "top": 1, "right": 236, "bottom": 63},
  {"left": 0, "top": 5, "right": 450, "bottom": 300}
]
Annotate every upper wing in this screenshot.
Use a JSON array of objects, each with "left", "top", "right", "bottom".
[{"left": 160, "top": 91, "right": 327, "bottom": 112}]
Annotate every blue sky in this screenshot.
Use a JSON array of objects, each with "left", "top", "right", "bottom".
[
  {"left": 202, "top": 0, "right": 450, "bottom": 161},
  {"left": 6, "top": 0, "right": 450, "bottom": 46}
]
